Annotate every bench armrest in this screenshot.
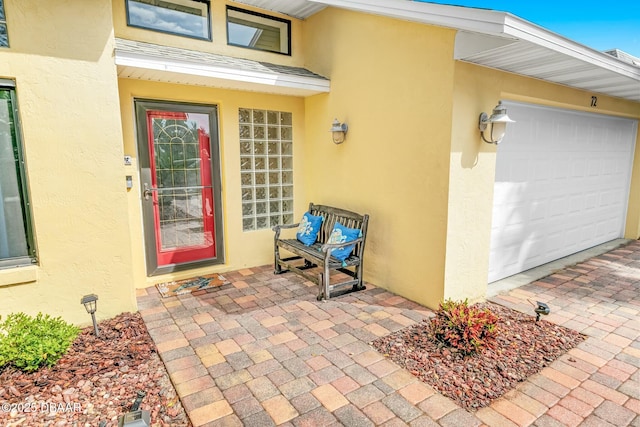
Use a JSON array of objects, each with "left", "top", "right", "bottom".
[
  {"left": 321, "top": 237, "right": 364, "bottom": 264},
  {"left": 273, "top": 223, "right": 300, "bottom": 240},
  {"left": 320, "top": 237, "right": 364, "bottom": 252}
]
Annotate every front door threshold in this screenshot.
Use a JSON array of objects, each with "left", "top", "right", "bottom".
[{"left": 487, "top": 238, "right": 631, "bottom": 297}]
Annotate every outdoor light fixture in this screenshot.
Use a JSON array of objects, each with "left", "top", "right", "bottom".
[
  {"left": 81, "top": 294, "right": 100, "bottom": 337},
  {"left": 330, "top": 118, "right": 348, "bottom": 144},
  {"left": 478, "top": 101, "right": 515, "bottom": 144},
  {"left": 117, "top": 390, "right": 150, "bottom": 427},
  {"left": 529, "top": 299, "right": 550, "bottom": 321}
]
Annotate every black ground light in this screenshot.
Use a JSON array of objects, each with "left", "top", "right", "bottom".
[
  {"left": 80, "top": 294, "right": 100, "bottom": 337},
  {"left": 529, "top": 300, "right": 550, "bottom": 321}
]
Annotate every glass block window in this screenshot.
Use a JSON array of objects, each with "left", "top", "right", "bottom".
[
  {"left": 0, "top": 0, "right": 8, "bottom": 47},
  {"left": 239, "top": 108, "right": 293, "bottom": 231}
]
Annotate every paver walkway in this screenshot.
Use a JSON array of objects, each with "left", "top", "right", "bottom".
[{"left": 137, "top": 241, "right": 640, "bottom": 426}]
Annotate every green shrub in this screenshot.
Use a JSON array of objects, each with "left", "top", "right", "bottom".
[
  {"left": 0, "top": 312, "right": 80, "bottom": 372},
  {"left": 430, "top": 299, "right": 499, "bottom": 355}
]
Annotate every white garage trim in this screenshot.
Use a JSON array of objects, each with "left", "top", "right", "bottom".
[{"left": 488, "top": 102, "right": 638, "bottom": 283}]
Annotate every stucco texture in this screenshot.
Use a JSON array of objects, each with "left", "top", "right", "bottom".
[
  {"left": 303, "top": 8, "right": 456, "bottom": 309},
  {"left": 445, "top": 61, "right": 640, "bottom": 303},
  {"left": 0, "top": 0, "right": 136, "bottom": 325},
  {"left": 2, "top": 0, "right": 639, "bottom": 322},
  {"left": 112, "top": 0, "right": 307, "bottom": 68},
  {"left": 117, "top": 79, "right": 307, "bottom": 289}
]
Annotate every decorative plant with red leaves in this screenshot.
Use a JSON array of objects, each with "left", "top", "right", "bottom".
[{"left": 430, "top": 299, "right": 499, "bottom": 355}]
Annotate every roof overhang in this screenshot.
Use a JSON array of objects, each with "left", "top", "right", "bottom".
[
  {"left": 114, "top": 39, "right": 330, "bottom": 97},
  {"left": 236, "top": 0, "right": 640, "bottom": 102},
  {"left": 452, "top": 16, "right": 640, "bottom": 102},
  {"left": 232, "top": 0, "right": 328, "bottom": 19}
]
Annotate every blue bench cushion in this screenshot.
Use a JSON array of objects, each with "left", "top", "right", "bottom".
[
  {"left": 296, "top": 212, "right": 324, "bottom": 246},
  {"left": 327, "top": 222, "right": 361, "bottom": 261}
]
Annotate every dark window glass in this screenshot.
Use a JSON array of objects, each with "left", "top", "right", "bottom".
[
  {"left": 0, "top": 0, "right": 8, "bottom": 47},
  {"left": 227, "top": 6, "right": 291, "bottom": 55},
  {"left": 0, "top": 82, "right": 36, "bottom": 267}
]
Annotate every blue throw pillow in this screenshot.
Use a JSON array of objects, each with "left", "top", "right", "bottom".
[
  {"left": 327, "top": 222, "right": 361, "bottom": 261},
  {"left": 296, "top": 212, "right": 323, "bottom": 246}
]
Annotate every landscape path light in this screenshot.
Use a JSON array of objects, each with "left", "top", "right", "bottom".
[
  {"left": 529, "top": 299, "right": 550, "bottom": 321},
  {"left": 81, "top": 294, "right": 100, "bottom": 337}
]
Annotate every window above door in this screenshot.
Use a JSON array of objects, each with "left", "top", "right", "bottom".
[
  {"left": 226, "top": 6, "right": 291, "bottom": 55},
  {"left": 125, "top": 0, "right": 211, "bottom": 41}
]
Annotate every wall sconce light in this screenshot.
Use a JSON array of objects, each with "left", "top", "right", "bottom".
[
  {"left": 330, "top": 118, "right": 348, "bottom": 144},
  {"left": 81, "top": 294, "right": 100, "bottom": 337},
  {"left": 478, "top": 101, "right": 515, "bottom": 144}
]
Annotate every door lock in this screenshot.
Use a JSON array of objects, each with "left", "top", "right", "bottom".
[{"left": 143, "top": 183, "right": 158, "bottom": 200}]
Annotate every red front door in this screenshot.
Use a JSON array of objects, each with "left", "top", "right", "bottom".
[{"left": 141, "top": 108, "right": 220, "bottom": 270}]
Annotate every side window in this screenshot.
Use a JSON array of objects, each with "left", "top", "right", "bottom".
[
  {"left": 0, "top": 0, "right": 8, "bottom": 47},
  {"left": 125, "top": 0, "right": 211, "bottom": 40},
  {"left": 0, "top": 81, "right": 36, "bottom": 267},
  {"left": 227, "top": 6, "right": 291, "bottom": 55},
  {"left": 239, "top": 108, "right": 294, "bottom": 231}
]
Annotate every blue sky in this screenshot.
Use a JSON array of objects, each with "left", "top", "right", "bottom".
[{"left": 417, "top": 1, "right": 640, "bottom": 58}]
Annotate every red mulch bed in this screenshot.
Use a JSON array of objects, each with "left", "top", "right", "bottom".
[
  {"left": 372, "top": 302, "right": 586, "bottom": 410},
  {"left": 0, "top": 312, "right": 190, "bottom": 427}
]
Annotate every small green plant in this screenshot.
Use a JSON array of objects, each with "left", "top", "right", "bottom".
[
  {"left": 0, "top": 312, "right": 80, "bottom": 372},
  {"left": 430, "top": 299, "right": 499, "bottom": 355}
]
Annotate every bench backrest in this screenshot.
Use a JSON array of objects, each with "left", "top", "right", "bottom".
[{"left": 308, "top": 203, "right": 369, "bottom": 257}]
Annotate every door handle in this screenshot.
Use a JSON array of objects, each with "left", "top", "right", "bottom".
[{"left": 143, "top": 183, "right": 158, "bottom": 200}]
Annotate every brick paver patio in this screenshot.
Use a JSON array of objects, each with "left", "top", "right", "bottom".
[{"left": 137, "top": 241, "right": 640, "bottom": 426}]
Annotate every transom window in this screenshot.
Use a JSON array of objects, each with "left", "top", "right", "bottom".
[
  {"left": 0, "top": 0, "right": 8, "bottom": 47},
  {"left": 227, "top": 6, "right": 291, "bottom": 55},
  {"left": 125, "top": 0, "right": 211, "bottom": 40},
  {"left": 239, "top": 108, "right": 294, "bottom": 231},
  {"left": 0, "top": 81, "right": 36, "bottom": 268}
]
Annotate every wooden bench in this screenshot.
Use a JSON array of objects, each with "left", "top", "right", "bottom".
[{"left": 273, "top": 203, "right": 369, "bottom": 300}]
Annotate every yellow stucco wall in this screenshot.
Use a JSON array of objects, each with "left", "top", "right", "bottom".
[
  {"left": 303, "top": 6, "right": 640, "bottom": 309},
  {"left": 112, "top": 0, "right": 306, "bottom": 68},
  {"left": 0, "top": 0, "right": 136, "bottom": 325},
  {"left": 445, "top": 61, "right": 640, "bottom": 302},
  {"left": 303, "top": 9, "right": 456, "bottom": 309},
  {"left": 117, "top": 79, "right": 306, "bottom": 288},
  {"left": 3, "top": 0, "right": 638, "bottom": 323}
]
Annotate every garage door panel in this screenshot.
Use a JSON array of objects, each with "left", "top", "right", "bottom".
[{"left": 489, "top": 102, "right": 637, "bottom": 282}]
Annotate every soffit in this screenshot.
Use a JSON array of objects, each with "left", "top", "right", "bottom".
[
  {"left": 231, "top": 0, "right": 327, "bottom": 19},
  {"left": 238, "top": 0, "right": 640, "bottom": 102},
  {"left": 114, "top": 38, "right": 329, "bottom": 96},
  {"left": 452, "top": 19, "right": 640, "bottom": 102}
]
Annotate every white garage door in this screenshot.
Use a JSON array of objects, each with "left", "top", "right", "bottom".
[{"left": 488, "top": 102, "right": 638, "bottom": 283}]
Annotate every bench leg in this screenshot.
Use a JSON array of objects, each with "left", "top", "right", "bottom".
[
  {"left": 274, "top": 238, "right": 281, "bottom": 274},
  {"left": 274, "top": 243, "right": 287, "bottom": 275},
  {"left": 274, "top": 260, "right": 283, "bottom": 275},
  {"left": 316, "top": 272, "right": 325, "bottom": 301},
  {"left": 323, "top": 263, "right": 331, "bottom": 301},
  {"left": 353, "top": 263, "right": 365, "bottom": 291}
]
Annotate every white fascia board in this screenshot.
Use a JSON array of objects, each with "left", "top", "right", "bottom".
[
  {"left": 309, "top": 0, "right": 512, "bottom": 35},
  {"left": 114, "top": 51, "right": 330, "bottom": 93},
  {"left": 311, "top": 0, "right": 640, "bottom": 83}
]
